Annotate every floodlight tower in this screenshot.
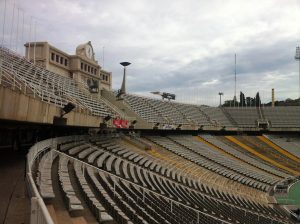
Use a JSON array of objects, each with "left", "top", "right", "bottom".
[
  {"left": 120, "top": 62, "right": 131, "bottom": 95},
  {"left": 295, "top": 47, "right": 300, "bottom": 103},
  {"left": 233, "top": 53, "right": 237, "bottom": 107},
  {"left": 218, "top": 92, "right": 224, "bottom": 106}
]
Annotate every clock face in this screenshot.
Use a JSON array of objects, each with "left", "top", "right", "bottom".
[{"left": 85, "top": 45, "right": 93, "bottom": 59}]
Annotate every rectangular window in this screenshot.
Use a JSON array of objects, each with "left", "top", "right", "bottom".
[
  {"left": 56, "top": 55, "right": 59, "bottom": 63},
  {"left": 81, "top": 62, "right": 83, "bottom": 70},
  {"left": 60, "top": 57, "right": 64, "bottom": 64},
  {"left": 51, "top": 53, "right": 55, "bottom": 61},
  {"left": 88, "top": 66, "right": 90, "bottom": 73},
  {"left": 84, "top": 64, "right": 87, "bottom": 71},
  {"left": 94, "top": 69, "right": 97, "bottom": 75},
  {"left": 91, "top": 67, "right": 94, "bottom": 74},
  {"left": 64, "top": 59, "right": 68, "bottom": 66}
]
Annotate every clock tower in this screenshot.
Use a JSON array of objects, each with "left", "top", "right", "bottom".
[{"left": 76, "top": 41, "right": 95, "bottom": 61}]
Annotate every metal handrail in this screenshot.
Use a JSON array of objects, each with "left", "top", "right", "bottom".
[{"left": 26, "top": 139, "right": 55, "bottom": 224}]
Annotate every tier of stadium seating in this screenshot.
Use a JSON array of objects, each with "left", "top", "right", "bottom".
[
  {"left": 231, "top": 136, "right": 300, "bottom": 174},
  {"left": 121, "top": 93, "right": 300, "bottom": 129},
  {"left": 0, "top": 47, "right": 122, "bottom": 118},
  {"left": 30, "top": 134, "right": 297, "bottom": 224},
  {"left": 146, "top": 135, "right": 280, "bottom": 192},
  {"left": 265, "top": 135, "right": 300, "bottom": 159},
  {"left": 200, "top": 134, "right": 290, "bottom": 179},
  {"left": 264, "top": 107, "right": 300, "bottom": 128},
  {"left": 2, "top": 46, "right": 300, "bottom": 129},
  {"left": 122, "top": 93, "right": 225, "bottom": 127},
  {"left": 201, "top": 106, "right": 235, "bottom": 127},
  {"left": 223, "top": 108, "right": 260, "bottom": 128}
]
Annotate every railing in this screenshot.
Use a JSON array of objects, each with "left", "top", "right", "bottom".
[
  {"left": 54, "top": 147, "right": 233, "bottom": 224},
  {"left": 0, "top": 46, "right": 120, "bottom": 118},
  {"left": 0, "top": 67, "right": 24, "bottom": 91},
  {"left": 0, "top": 55, "right": 67, "bottom": 108},
  {"left": 26, "top": 139, "right": 55, "bottom": 224},
  {"left": 98, "top": 95, "right": 136, "bottom": 121},
  {"left": 26, "top": 135, "right": 88, "bottom": 224}
]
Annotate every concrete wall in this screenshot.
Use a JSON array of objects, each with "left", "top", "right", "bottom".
[{"left": 0, "top": 86, "right": 103, "bottom": 127}]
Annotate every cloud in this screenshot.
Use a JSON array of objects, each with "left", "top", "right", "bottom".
[{"left": 1, "top": 0, "right": 300, "bottom": 105}]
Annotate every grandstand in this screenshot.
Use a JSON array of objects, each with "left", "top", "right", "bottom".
[{"left": 1, "top": 43, "right": 300, "bottom": 224}]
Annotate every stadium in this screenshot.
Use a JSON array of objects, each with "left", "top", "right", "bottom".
[{"left": 1, "top": 1, "right": 300, "bottom": 224}]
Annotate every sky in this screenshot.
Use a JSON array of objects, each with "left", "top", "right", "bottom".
[{"left": 1, "top": 0, "right": 300, "bottom": 105}]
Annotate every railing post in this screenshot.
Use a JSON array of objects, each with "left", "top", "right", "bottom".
[
  {"left": 0, "top": 57, "right": 2, "bottom": 85},
  {"left": 142, "top": 188, "right": 145, "bottom": 202},
  {"left": 113, "top": 179, "right": 116, "bottom": 197},
  {"left": 82, "top": 164, "right": 85, "bottom": 178},
  {"left": 30, "top": 197, "right": 39, "bottom": 224}
]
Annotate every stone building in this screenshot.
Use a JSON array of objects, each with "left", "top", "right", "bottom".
[{"left": 24, "top": 41, "right": 112, "bottom": 92}]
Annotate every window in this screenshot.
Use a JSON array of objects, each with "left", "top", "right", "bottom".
[
  {"left": 94, "top": 69, "right": 97, "bottom": 75},
  {"left": 56, "top": 55, "right": 59, "bottom": 63},
  {"left": 51, "top": 53, "right": 55, "bottom": 61},
  {"left": 60, "top": 57, "right": 64, "bottom": 64},
  {"left": 91, "top": 67, "right": 94, "bottom": 74},
  {"left": 88, "top": 66, "right": 90, "bottom": 73},
  {"left": 84, "top": 64, "right": 87, "bottom": 71},
  {"left": 81, "top": 62, "right": 83, "bottom": 70},
  {"left": 64, "top": 59, "right": 68, "bottom": 66}
]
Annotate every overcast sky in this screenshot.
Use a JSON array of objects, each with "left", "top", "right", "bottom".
[{"left": 1, "top": 0, "right": 300, "bottom": 105}]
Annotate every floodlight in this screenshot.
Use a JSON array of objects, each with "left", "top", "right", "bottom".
[
  {"left": 295, "top": 47, "right": 300, "bottom": 103},
  {"left": 61, "top": 102, "right": 75, "bottom": 117},
  {"left": 120, "top": 62, "right": 131, "bottom": 67}
]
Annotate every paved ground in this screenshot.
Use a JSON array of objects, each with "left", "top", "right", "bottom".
[{"left": 0, "top": 149, "right": 30, "bottom": 224}]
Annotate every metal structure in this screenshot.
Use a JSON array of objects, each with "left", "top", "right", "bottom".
[
  {"left": 119, "top": 62, "right": 131, "bottom": 95},
  {"left": 151, "top": 91, "right": 176, "bottom": 101},
  {"left": 218, "top": 92, "right": 223, "bottom": 106},
  {"left": 295, "top": 47, "right": 300, "bottom": 103},
  {"left": 272, "top": 88, "right": 275, "bottom": 107},
  {"left": 234, "top": 54, "right": 237, "bottom": 107}
]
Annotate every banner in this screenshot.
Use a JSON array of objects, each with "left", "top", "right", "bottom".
[{"left": 113, "top": 119, "right": 129, "bottom": 128}]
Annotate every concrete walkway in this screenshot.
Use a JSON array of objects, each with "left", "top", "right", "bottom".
[{"left": 0, "top": 149, "right": 30, "bottom": 224}]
